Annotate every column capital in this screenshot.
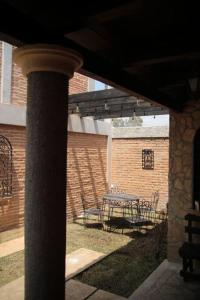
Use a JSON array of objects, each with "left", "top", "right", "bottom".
[{"left": 13, "top": 44, "right": 83, "bottom": 78}]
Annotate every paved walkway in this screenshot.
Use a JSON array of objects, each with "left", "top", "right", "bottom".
[
  {"left": 129, "top": 259, "right": 200, "bottom": 300},
  {"left": 0, "top": 237, "right": 24, "bottom": 258},
  {"left": 66, "top": 248, "right": 105, "bottom": 279},
  {"left": 0, "top": 278, "right": 126, "bottom": 300},
  {"left": 0, "top": 237, "right": 106, "bottom": 279}
]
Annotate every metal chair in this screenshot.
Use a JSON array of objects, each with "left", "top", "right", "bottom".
[
  {"left": 80, "top": 194, "right": 104, "bottom": 227},
  {"left": 151, "top": 191, "right": 159, "bottom": 211},
  {"left": 139, "top": 191, "right": 159, "bottom": 222},
  {"left": 125, "top": 201, "right": 152, "bottom": 232}
]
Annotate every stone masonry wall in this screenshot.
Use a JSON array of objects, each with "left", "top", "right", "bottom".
[
  {"left": 112, "top": 138, "right": 169, "bottom": 210},
  {"left": 168, "top": 100, "right": 200, "bottom": 262},
  {"left": 0, "top": 125, "right": 107, "bottom": 232}
]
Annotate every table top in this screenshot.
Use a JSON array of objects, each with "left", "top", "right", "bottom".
[{"left": 103, "top": 193, "right": 139, "bottom": 202}]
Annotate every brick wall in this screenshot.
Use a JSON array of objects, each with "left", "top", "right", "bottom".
[
  {"left": 0, "top": 41, "right": 89, "bottom": 105},
  {"left": 0, "top": 125, "right": 25, "bottom": 231},
  {"left": 0, "top": 125, "right": 107, "bottom": 232},
  {"left": 11, "top": 68, "right": 89, "bottom": 105},
  {"left": 69, "top": 73, "right": 89, "bottom": 94},
  {"left": 0, "top": 42, "right": 2, "bottom": 96},
  {"left": 11, "top": 59, "right": 27, "bottom": 105},
  {"left": 112, "top": 138, "right": 169, "bottom": 210},
  {"left": 67, "top": 132, "right": 107, "bottom": 219}
]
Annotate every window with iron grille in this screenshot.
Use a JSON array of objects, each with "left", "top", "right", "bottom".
[
  {"left": 0, "top": 135, "right": 12, "bottom": 197},
  {"left": 142, "top": 149, "right": 154, "bottom": 170}
]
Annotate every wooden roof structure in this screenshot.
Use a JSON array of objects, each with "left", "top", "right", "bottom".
[
  {"left": 69, "top": 89, "right": 169, "bottom": 119},
  {"left": 1, "top": 1, "right": 200, "bottom": 111}
]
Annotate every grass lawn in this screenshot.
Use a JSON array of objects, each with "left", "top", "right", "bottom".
[
  {"left": 75, "top": 221, "right": 167, "bottom": 297},
  {"left": 0, "top": 220, "right": 167, "bottom": 297}
]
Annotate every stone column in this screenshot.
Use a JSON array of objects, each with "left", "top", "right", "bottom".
[{"left": 14, "top": 45, "right": 82, "bottom": 300}]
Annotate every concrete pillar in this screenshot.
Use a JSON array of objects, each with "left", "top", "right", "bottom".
[{"left": 14, "top": 45, "right": 82, "bottom": 300}]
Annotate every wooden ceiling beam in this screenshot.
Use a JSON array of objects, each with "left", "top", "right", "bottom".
[
  {"left": 78, "top": 107, "right": 169, "bottom": 119},
  {"left": 69, "top": 89, "right": 128, "bottom": 103},
  {"left": 68, "top": 102, "right": 152, "bottom": 114}
]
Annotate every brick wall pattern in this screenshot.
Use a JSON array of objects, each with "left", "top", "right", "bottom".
[
  {"left": 0, "top": 126, "right": 107, "bottom": 232},
  {"left": 112, "top": 138, "right": 169, "bottom": 210}
]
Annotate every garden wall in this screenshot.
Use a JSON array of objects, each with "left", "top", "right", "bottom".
[
  {"left": 0, "top": 41, "right": 108, "bottom": 232},
  {"left": 112, "top": 127, "right": 169, "bottom": 211},
  {"left": 0, "top": 125, "right": 107, "bottom": 232}
]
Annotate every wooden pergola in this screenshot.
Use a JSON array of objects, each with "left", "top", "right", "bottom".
[{"left": 69, "top": 88, "right": 169, "bottom": 119}]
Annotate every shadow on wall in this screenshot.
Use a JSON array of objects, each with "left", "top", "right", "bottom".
[{"left": 67, "top": 145, "right": 107, "bottom": 221}]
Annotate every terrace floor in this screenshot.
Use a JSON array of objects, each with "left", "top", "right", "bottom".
[{"left": 129, "top": 259, "right": 200, "bottom": 300}]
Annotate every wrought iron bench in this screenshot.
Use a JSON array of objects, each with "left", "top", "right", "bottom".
[{"left": 179, "top": 213, "right": 200, "bottom": 281}]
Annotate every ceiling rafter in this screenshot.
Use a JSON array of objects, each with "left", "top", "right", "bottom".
[{"left": 68, "top": 89, "right": 169, "bottom": 118}]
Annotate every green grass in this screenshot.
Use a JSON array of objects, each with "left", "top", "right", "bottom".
[
  {"left": 67, "top": 221, "right": 131, "bottom": 254},
  {"left": 75, "top": 222, "right": 167, "bottom": 297},
  {"left": 0, "top": 220, "right": 167, "bottom": 297},
  {"left": 0, "top": 251, "right": 24, "bottom": 287}
]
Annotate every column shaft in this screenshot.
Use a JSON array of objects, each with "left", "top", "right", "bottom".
[{"left": 25, "top": 71, "right": 67, "bottom": 300}]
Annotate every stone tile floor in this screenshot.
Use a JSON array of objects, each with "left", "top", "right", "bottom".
[
  {"left": 129, "top": 259, "right": 200, "bottom": 300},
  {"left": 65, "top": 248, "right": 106, "bottom": 279},
  {"left": 0, "top": 278, "right": 127, "bottom": 300},
  {"left": 0, "top": 237, "right": 24, "bottom": 258}
]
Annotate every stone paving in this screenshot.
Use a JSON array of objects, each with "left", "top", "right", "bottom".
[
  {"left": 66, "top": 248, "right": 105, "bottom": 279},
  {"left": 129, "top": 259, "right": 200, "bottom": 300},
  {"left": 0, "top": 237, "right": 24, "bottom": 258},
  {"left": 0, "top": 278, "right": 127, "bottom": 300}
]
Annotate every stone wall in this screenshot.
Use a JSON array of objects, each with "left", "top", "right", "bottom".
[
  {"left": 0, "top": 126, "right": 107, "bottom": 232},
  {"left": 168, "top": 100, "right": 200, "bottom": 261},
  {"left": 112, "top": 138, "right": 169, "bottom": 210}
]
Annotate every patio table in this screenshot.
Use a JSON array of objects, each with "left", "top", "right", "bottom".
[
  {"left": 103, "top": 193, "right": 140, "bottom": 209},
  {"left": 103, "top": 193, "right": 140, "bottom": 225},
  {"left": 103, "top": 193, "right": 140, "bottom": 233}
]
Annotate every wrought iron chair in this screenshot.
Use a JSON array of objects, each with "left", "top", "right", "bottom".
[
  {"left": 80, "top": 194, "right": 104, "bottom": 228},
  {"left": 151, "top": 191, "right": 159, "bottom": 211},
  {"left": 125, "top": 200, "right": 152, "bottom": 232},
  {"left": 107, "top": 185, "right": 127, "bottom": 218},
  {"left": 139, "top": 191, "right": 159, "bottom": 222}
]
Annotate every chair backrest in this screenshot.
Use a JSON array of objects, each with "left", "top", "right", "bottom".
[
  {"left": 109, "top": 185, "right": 126, "bottom": 195},
  {"left": 185, "top": 214, "right": 200, "bottom": 243},
  {"left": 151, "top": 191, "right": 159, "bottom": 210},
  {"left": 81, "top": 194, "right": 101, "bottom": 210},
  {"left": 139, "top": 200, "right": 153, "bottom": 220}
]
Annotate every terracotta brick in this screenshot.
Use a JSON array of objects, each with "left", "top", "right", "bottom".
[
  {"left": 112, "top": 138, "right": 169, "bottom": 210},
  {"left": 0, "top": 42, "right": 89, "bottom": 105},
  {"left": 0, "top": 126, "right": 107, "bottom": 232}
]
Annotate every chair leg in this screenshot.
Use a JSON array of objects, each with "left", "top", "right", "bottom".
[
  {"left": 189, "top": 259, "right": 193, "bottom": 272},
  {"left": 182, "top": 257, "right": 188, "bottom": 273}
]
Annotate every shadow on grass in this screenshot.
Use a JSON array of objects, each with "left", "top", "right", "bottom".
[{"left": 75, "top": 220, "right": 167, "bottom": 298}]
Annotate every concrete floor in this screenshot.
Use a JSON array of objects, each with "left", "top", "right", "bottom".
[
  {"left": 129, "top": 259, "right": 200, "bottom": 300},
  {"left": 0, "top": 278, "right": 126, "bottom": 300},
  {"left": 0, "top": 237, "right": 24, "bottom": 258}
]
